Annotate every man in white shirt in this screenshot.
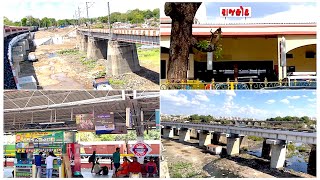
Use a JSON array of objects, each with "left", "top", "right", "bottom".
[{"left": 45, "top": 152, "right": 57, "bottom": 178}]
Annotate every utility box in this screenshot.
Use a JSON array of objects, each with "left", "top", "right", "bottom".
[{"left": 206, "top": 144, "right": 222, "bottom": 155}]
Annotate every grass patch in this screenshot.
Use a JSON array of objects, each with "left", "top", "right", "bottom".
[
  {"left": 58, "top": 49, "right": 79, "bottom": 55},
  {"left": 137, "top": 48, "right": 160, "bottom": 61},
  {"left": 248, "top": 136, "right": 264, "bottom": 141},
  {"left": 80, "top": 58, "right": 96, "bottom": 69},
  {"left": 186, "top": 172, "right": 198, "bottom": 178},
  {"left": 170, "top": 162, "right": 193, "bottom": 178},
  {"left": 296, "top": 145, "right": 308, "bottom": 153},
  {"left": 287, "top": 143, "right": 296, "bottom": 152},
  {"left": 109, "top": 79, "right": 125, "bottom": 85}
]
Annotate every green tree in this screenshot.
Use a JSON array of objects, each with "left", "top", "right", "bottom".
[
  {"left": 153, "top": 8, "right": 160, "bottom": 18},
  {"left": 21, "top": 18, "right": 27, "bottom": 26}
]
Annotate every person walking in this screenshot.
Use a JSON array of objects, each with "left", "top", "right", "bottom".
[
  {"left": 35, "top": 152, "right": 43, "bottom": 178},
  {"left": 45, "top": 152, "right": 56, "bottom": 178},
  {"left": 89, "top": 151, "right": 97, "bottom": 173},
  {"left": 112, "top": 147, "right": 121, "bottom": 175}
]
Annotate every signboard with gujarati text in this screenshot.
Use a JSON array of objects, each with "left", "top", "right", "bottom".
[{"left": 220, "top": 6, "right": 251, "bottom": 17}]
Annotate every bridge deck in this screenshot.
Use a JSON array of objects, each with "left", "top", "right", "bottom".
[{"left": 162, "top": 121, "right": 317, "bottom": 144}]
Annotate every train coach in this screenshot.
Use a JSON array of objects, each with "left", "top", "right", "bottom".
[{"left": 4, "top": 25, "right": 38, "bottom": 39}]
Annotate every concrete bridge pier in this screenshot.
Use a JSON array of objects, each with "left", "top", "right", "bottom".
[
  {"left": 226, "top": 134, "right": 240, "bottom": 156},
  {"left": 163, "top": 127, "right": 174, "bottom": 138},
  {"left": 87, "top": 37, "right": 108, "bottom": 60},
  {"left": 179, "top": 128, "right": 190, "bottom": 142},
  {"left": 199, "top": 130, "right": 211, "bottom": 147},
  {"left": 307, "top": 144, "right": 316, "bottom": 176},
  {"left": 261, "top": 139, "right": 271, "bottom": 159},
  {"left": 79, "top": 34, "right": 88, "bottom": 52},
  {"left": 106, "top": 41, "right": 141, "bottom": 75},
  {"left": 266, "top": 139, "right": 287, "bottom": 169}
]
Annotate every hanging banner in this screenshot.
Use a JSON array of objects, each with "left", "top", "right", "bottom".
[
  {"left": 96, "top": 123, "right": 128, "bottom": 134},
  {"left": 95, "top": 112, "right": 115, "bottom": 134},
  {"left": 76, "top": 114, "right": 95, "bottom": 131},
  {"left": 15, "top": 131, "right": 64, "bottom": 143}
]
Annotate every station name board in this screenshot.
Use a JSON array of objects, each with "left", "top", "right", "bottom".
[{"left": 220, "top": 6, "right": 251, "bottom": 17}]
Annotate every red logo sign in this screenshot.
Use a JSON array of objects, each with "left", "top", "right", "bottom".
[
  {"left": 220, "top": 6, "right": 251, "bottom": 17},
  {"left": 130, "top": 142, "right": 152, "bottom": 157}
]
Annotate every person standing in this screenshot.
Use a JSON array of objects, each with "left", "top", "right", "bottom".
[
  {"left": 45, "top": 152, "right": 56, "bottom": 178},
  {"left": 89, "top": 151, "right": 96, "bottom": 173},
  {"left": 35, "top": 152, "right": 43, "bottom": 178},
  {"left": 112, "top": 147, "right": 121, "bottom": 175}
]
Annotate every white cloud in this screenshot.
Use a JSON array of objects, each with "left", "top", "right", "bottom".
[
  {"left": 255, "top": 90, "right": 278, "bottom": 94},
  {"left": 193, "top": 91, "right": 210, "bottom": 102},
  {"left": 225, "top": 90, "right": 236, "bottom": 97},
  {"left": 307, "top": 98, "right": 316, "bottom": 102},
  {"left": 266, "top": 99, "right": 275, "bottom": 104},
  {"left": 302, "top": 95, "right": 308, "bottom": 98},
  {"left": 161, "top": 91, "right": 190, "bottom": 106},
  {"left": 287, "top": 96, "right": 300, "bottom": 100},
  {"left": 4, "top": 0, "right": 160, "bottom": 21},
  {"left": 280, "top": 99, "right": 290, "bottom": 104},
  {"left": 289, "top": 106, "right": 295, "bottom": 109}
]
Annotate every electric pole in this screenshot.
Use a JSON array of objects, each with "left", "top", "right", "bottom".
[
  {"left": 78, "top": 6, "right": 81, "bottom": 26},
  {"left": 107, "top": 2, "right": 111, "bottom": 36}
]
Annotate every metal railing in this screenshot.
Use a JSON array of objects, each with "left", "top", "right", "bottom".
[{"left": 160, "top": 78, "right": 316, "bottom": 90}]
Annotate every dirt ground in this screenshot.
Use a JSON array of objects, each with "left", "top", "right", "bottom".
[
  {"left": 161, "top": 138, "right": 315, "bottom": 178},
  {"left": 19, "top": 28, "right": 159, "bottom": 90}
]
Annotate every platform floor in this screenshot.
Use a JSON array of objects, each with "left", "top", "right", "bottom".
[{"left": 3, "top": 167, "right": 114, "bottom": 178}]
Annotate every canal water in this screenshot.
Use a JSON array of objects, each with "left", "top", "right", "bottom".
[{"left": 247, "top": 143, "right": 309, "bottom": 173}]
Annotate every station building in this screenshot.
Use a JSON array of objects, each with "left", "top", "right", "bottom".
[{"left": 160, "top": 18, "right": 316, "bottom": 82}]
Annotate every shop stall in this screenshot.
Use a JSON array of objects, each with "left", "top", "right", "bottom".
[{"left": 14, "top": 131, "right": 76, "bottom": 178}]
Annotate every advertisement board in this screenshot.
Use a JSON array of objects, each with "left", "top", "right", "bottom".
[
  {"left": 76, "top": 114, "right": 95, "bottom": 131},
  {"left": 95, "top": 112, "right": 115, "bottom": 134}
]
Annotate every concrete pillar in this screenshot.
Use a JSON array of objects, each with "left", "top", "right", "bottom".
[
  {"left": 79, "top": 35, "right": 88, "bottom": 52},
  {"left": 187, "top": 54, "right": 194, "bottom": 79},
  {"left": 199, "top": 131, "right": 211, "bottom": 147},
  {"left": 106, "top": 41, "right": 141, "bottom": 75},
  {"left": 87, "top": 37, "right": 107, "bottom": 60},
  {"left": 17, "top": 41, "right": 27, "bottom": 57},
  {"left": 266, "top": 139, "right": 287, "bottom": 169},
  {"left": 226, "top": 135, "right": 240, "bottom": 156},
  {"left": 179, "top": 128, "right": 190, "bottom": 142},
  {"left": 163, "top": 128, "right": 174, "bottom": 138},
  {"left": 261, "top": 139, "right": 271, "bottom": 159},
  {"left": 212, "top": 133, "right": 221, "bottom": 144},
  {"left": 22, "top": 39, "right": 30, "bottom": 51},
  {"left": 307, "top": 144, "right": 316, "bottom": 176}
]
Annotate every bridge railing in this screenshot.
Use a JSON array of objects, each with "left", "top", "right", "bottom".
[
  {"left": 160, "top": 78, "right": 316, "bottom": 90},
  {"left": 78, "top": 28, "right": 160, "bottom": 37}
]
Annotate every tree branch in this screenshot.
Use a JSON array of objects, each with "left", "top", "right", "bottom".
[{"left": 192, "top": 27, "right": 222, "bottom": 52}]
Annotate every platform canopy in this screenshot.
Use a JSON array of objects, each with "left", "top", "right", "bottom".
[{"left": 4, "top": 90, "right": 159, "bottom": 133}]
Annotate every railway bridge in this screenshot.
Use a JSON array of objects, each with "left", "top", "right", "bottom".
[
  {"left": 77, "top": 28, "right": 160, "bottom": 75},
  {"left": 161, "top": 121, "right": 317, "bottom": 175}
]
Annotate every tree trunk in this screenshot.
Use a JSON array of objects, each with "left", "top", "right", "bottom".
[{"left": 165, "top": 3, "right": 201, "bottom": 82}]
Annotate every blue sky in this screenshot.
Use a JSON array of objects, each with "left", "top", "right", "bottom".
[{"left": 161, "top": 90, "right": 316, "bottom": 120}]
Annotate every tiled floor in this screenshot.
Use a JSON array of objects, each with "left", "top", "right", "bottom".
[{"left": 3, "top": 167, "right": 114, "bottom": 178}]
